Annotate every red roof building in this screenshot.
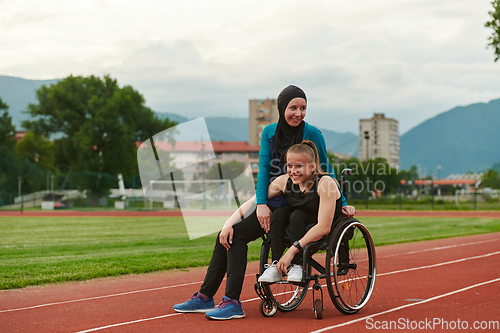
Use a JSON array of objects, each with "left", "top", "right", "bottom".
[
  {"left": 141, "top": 140, "right": 260, "bottom": 180},
  {"left": 15, "top": 131, "right": 26, "bottom": 141}
]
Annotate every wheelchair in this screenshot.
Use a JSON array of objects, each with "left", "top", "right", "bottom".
[{"left": 254, "top": 171, "right": 376, "bottom": 319}]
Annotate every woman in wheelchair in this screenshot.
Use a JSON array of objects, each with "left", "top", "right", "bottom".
[
  {"left": 173, "top": 85, "right": 356, "bottom": 320},
  {"left": 258, "top": 140, "right": 344, "bottom": 284}
]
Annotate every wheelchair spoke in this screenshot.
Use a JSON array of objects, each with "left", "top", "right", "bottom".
[{"left": 327, "top": 221, "right": 377, "bottom": 313}]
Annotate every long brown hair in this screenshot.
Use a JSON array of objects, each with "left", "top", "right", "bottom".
[{"left": 286, "top": 140, "right": 326, "bottom": 191}]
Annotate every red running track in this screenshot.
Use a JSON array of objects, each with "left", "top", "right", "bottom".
[
  {"left": 1, "top": 209, "right": 500, "bottom": 218},
  {"left": 1, "top": 232, "right": 499, "bottom": 332}
]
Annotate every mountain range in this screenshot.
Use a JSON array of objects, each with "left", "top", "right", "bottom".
[
  {"left": 399, "top": 98, "right": 500, "bottom": 177},
  {"left": 0, "top": 75, "right": 358, "bottom": 157},
  {"left": 1, "top": 75, "right": 499, "bottom": 176},
  {"left": 0, "top": 75, "right": 60, "bottom": 128},
  {"left": 156, "top": 112, "right": 359, "bottom": 157}
]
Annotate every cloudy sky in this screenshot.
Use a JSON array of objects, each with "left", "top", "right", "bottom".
[{"left": 1, "top": 0, "right": 499, "bottom": 134}]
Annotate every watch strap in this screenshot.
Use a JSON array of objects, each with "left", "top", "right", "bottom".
[{"left": 292, "top": 240, "right": 303, "bottom": 252}]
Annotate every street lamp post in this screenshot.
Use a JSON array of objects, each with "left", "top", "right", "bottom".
[
  {"left": 398, "top": 185, "right": 402, "bottom": 210},
  {"left": 51, "top": 175, "right": 55, "bottom": 203},
  {"left": 18, "top": 176, "right": 23, "bottom": 214},
  {"left": 364, "top": 131, "right": 370, "bottom": 161},
  {"left": 431, "top": 179, "right": 434, "bottom": 210}
]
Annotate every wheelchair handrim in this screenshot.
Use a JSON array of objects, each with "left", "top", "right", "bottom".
[{"left": 333, "top": 222, "right": 376, "bottom": 311}]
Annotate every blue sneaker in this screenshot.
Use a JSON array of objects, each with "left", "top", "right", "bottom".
[
  {"left": 205, "top": 296, "right": 245, "bottom": 320},
  {"left": 173, "top": 292, "right": 215, "bottom": 313}
]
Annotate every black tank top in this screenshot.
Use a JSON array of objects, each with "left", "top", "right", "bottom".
[{"left": 284, "top": 174, "right": 343, "bottom": 223}]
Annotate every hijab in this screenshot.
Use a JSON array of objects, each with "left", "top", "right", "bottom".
[{"left": 275, "top": 85, "right": 307, "bottom": 163}]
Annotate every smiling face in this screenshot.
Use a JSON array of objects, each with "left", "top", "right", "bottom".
[
  {"left": 284, "top": 97, "right": 306, "bottom": 127},
  {"left": 286, "top": 152, "right": 316, "bottom": 186}
]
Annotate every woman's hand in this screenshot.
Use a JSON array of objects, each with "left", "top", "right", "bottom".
[
  {"left": 342, "top": 205, "right": 356, "bottom": 218},
  {"left": 219, "top": 226, "right": 234, "bottom": 250},
  {"left": 257, "top": 204, "right": 272, "bottom": 233},
  {"left": 276, "top": 246, "right": 298, "bottom": 275}
]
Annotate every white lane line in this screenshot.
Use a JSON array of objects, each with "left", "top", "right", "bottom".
[
  {"left": 309, "top": 277, "right": 500, "bottom": 333},
  {"left": 2, "top": 245, "right": 499, "bottom": 314},
  {"left": 67, "top": 251, "right": 500, "bottom": 333},
  {"left": 74, "top": 275, "right": 500, "bottom": 333},
  {"left": 0, "top": 281, "right": 202, "bottom": 313},
  {"left": 75, "top": 313, "right": 182, "bottom": 333},
  {"left": 378, "top": 238, "right": 498, "bottom": 259},
  {"left": 0, "top": 271, "right": 257, "bottom": 313},
  {"left": 377, "top": 251, "right": 500, "bottom": 277}
]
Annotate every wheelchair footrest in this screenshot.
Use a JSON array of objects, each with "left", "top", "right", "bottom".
[{"left": 254, "top": 279, "right": 270, "bottom": 302}]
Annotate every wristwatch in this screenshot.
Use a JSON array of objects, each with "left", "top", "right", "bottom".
[{"left": 292, "top": 240, "right": 303, "bottom": 252}]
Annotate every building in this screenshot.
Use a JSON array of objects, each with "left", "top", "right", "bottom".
[
  {"left": 15, "top": 131, "right": 26, "bottom": 141},
  {"left": 359, "top": 113, "right": 399, "bottom": 168},
  {"left": 248, "top": 99, "right": 279, "bottom": 147},
  {"left": 153, "top": 140, "right": 260, "bottom": 180}
]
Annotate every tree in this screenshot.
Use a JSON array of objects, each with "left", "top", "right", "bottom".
[
  {"left": 492, "top": 161, "right": 500, "bottom": 174},
  {"left": 482, "top": 169, "right": 500, "bottom": 189},
  {"left": 0, "top": 97, "right": 16, "bottom": 150},
  {"left": 331, "top": 156, "right": 400, "bottom": 198},
  {"left": 15, "top": 131, "right": 56, "bottom": 171},
  {"left": 206, "top": 160, "right": 246, "bottom": 180},
  {"left": 22, "top": 75, "right": 177, "bottom": 196},
  {"left": 399, "top": 165, "right": 419, "bottom": 181},
  {"left": 485, "top": 0, "right": 500, "bottom": 62}
]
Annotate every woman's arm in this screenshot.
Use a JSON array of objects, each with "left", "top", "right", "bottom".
[
  {"left": 219, "top": 195, "right": 257, "bottom": 250},
  {"left": 255, "top": 125, "right": 274, "bottom": 205},
  {"left": 255, "top": 124, "right": 278, "bottom": 231},
  {"left": 297, "top": 177, "right": 340, "bottom": 246},
  {"left": 276, "top": 177, "right": 340, "bottom": 273},
  {"left": 268, "top": 174, "right": 287, "bottom": 199}
]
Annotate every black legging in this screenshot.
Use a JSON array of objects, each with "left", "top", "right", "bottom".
[
  {"left": 270, "top": 207, "right": 316, "bottom": 265},
  {"left": 199, "top": 204, "right": 278, "bottom": 300}
]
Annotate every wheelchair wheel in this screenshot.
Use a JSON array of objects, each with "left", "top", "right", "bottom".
[
  {"left": 313, "top": 299, "right": 323, "bottom": 319},
  {"left": 260, "top": 240, "right": 310, "bottom": 312},
  {"left": 259, "top": 299, "right": 278, "bottom": 317},
  {"left": 325, "top": 219, "right": 376, "bottom": 314}
]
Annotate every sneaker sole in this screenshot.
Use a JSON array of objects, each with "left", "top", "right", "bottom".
[
  {"left": 173, "top": 307, "right": 215, "bottom": 313},
  {"left": 205, "top": 313, "right": 245, "bottom": 320},
  {"left": 257, "top": 278, "right": 282, "bottom": 283},
  {"left": 286, "top": 278, "right": 303, "bottom": 283}
]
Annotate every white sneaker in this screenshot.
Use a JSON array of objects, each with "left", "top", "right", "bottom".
[
  {"left": 287, "top": 265, "right": 303, "bottom": 282},
  {"left": 258, "top": 261, "right": 282, "bottom": 283}
]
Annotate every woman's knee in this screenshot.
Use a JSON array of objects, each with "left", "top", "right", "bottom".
[
  {"left": 289, "top": 210, "right": 309, "bottom": 225},
  {"left": 271, "top": 206, "right": 292, "bottom": 223}
]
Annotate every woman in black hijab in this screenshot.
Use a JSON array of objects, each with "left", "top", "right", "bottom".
[
  {"left": 255, "top": 85, "right": 351, "bottom": 232},
  {"left": 173, "top": 85, "right": 354, "bottom": 320},
  {"left": 274, "top": 85, "right": 307, "bottom": 162}
]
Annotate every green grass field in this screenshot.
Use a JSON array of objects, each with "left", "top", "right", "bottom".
[{"left": 1, "top": 215, "right": 499, "bottom": 290}]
